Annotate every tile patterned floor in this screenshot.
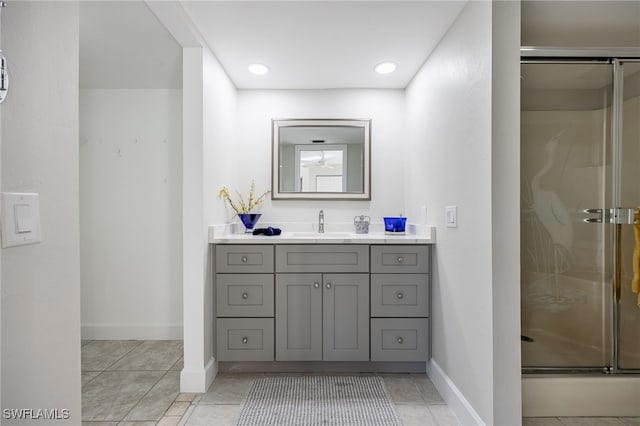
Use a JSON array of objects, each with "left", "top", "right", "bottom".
[
  {"left": 179, "top": 372, "right": 457, "bottom": 426},
  {"left": 82, "top": 341, "right": 640, "bottom": 425},
  {"left": 81, "top": 340, "right": 191, "bottom": 426}
]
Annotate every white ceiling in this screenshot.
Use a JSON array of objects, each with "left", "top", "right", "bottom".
[
  {"left": 79, "top": 1, "right": 466, "bottom": 90},
  {"left": 78, "top": 1, "right": 640, "bottom": 91},
  {"left": 180, "top": 1, "right": 467, "bottom": 89}
]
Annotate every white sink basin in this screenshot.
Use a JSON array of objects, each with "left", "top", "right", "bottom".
[{"left": 289, "top": 232, "right": 354, "bottom": 238}]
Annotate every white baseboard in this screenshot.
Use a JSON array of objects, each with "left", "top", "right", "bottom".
[
  {"left": 427, "top": 359, "right": 485, "bottom": 426},
  {"left": 523, "top": 376, "right": 640, "bottom": 417},
  {"left": 180, "top": 357, "right": 217, "bottom": 393},
  {"left": 81, "top": 323, "right": 183, "bottom": 340}
]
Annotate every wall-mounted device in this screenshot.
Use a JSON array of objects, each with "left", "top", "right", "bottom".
[
  {"left": 1, "top": 192, "right": 42, "bottom": 248},
  {"left": 0, "top": 51, "right": 7, "bottom": 104},
  {"left": 0, "top": 1, "right": 7, "bottom": 104}
]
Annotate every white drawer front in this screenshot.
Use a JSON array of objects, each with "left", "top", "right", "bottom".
[
  {"left": 370, "top": 318, "right": 429, "bottom": 362},
  {"left": 216, "top": 245, "right": 274, "bottom": 273},
  {"left": 371, "top": 246, "right": 429, "bottom": 274},
  {"left": 216, "top": 274, "right": 274, "bottom": 317},
  {"left": 216, "top": 318, "right": 274, "bottom": 361},
  {"left": 371, "top": 274, "right": 429, "bottom": 317}
]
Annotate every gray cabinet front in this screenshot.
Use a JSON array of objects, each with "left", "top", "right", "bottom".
[
  {"left": 370, "top": 318, "right": 429, "bottom": 362},
  {"left": 276, "top": 245, "right": 369, "bottom": 273},
  {"left": 216, "top": 245, "right": 274, "bottom": 273},
  {"left": 371, "top": 245, "right": 429, "bottom": 274},
  {"left": 275, "top": 273, "right": 370, "bottom": 361},
  {"left": 216, "top": 318, "right": 274, "bottom": 361},
  {"left": 216, "top": 274, "right": 274, "bottom": 317},
  {"left": 214, "top": 242, "right": 431, "bottom": 366},
  {"left": 275, "top": 274, "right": 323, "bottom": 361},
  {"left": 323, "top": 274, "right": 369, "bottom": 361},
  {"left": 370, "top": 274, "right": 429, "bottom": 317}
]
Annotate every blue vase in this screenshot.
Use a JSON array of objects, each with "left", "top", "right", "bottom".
[{"left": 238, "top": 213, "right": 262, "bottom": 233}]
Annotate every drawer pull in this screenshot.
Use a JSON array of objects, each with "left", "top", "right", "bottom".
[
  {"left": 396, "top": 292, "right": 404, "bottom": 299},
  {"left": 326, "top": 282, "right": 332, "bottom": 289},
  {"left": 397, "top": 256, "right": 404, "bottom": 263},
  {"left": 397, "top": 336, "right": 404, "bottom": 344},
  {"left": 242, "top": 337, "right": 248, "bottom": 344},
  {"left": 241, "top": 256, "right": 248, "bottom": 263},
  {"left": 242, "top": 292, "right": 249, "bottom": 300},
  {"left": 314, "top": 282, "right": 320, "bottom": 289}
]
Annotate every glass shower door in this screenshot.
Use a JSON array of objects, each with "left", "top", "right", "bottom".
[
  {"left": 521, "top": 62, "right": 614, "bottom": 369},
  {"left": 617, "top": 61, "right": 640, "bottom": 370}
]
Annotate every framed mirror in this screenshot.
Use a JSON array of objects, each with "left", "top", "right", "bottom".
[{"left": 272, "top": 119, "right": 371, "bottom": 200}]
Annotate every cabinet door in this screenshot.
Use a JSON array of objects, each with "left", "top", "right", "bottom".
[
  {"left": 275, "top": 274, "right": 322, "bottom": 361},
  {"left": 323, "top": 274, "right": 369, "bottom": 361}
]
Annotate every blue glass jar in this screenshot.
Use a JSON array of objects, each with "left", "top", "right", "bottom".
[{"left": 383, "top": 217, "right": 407, "bottom": 234}]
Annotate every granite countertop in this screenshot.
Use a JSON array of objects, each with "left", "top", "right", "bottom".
[{"left": 208, "top": 222, "right": 436, "bottom": 244}]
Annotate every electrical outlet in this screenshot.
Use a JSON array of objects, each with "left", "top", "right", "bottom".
[{"left": 445, "top": 205, "right": 457, "bottom": 228}]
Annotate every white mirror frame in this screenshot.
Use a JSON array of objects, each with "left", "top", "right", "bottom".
[{"left": 271, "top": 118, "right": 371, "bottom": 200}]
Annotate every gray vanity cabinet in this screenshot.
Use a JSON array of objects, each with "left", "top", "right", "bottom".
[
  {"left": 275, "top": 273, "right": 369, "bottom": 361},
  {"left": 275, "top": 245, "right": 370, "bottom": 362},
  {"left": 370, "top": 245, "right": 430, "bottom": 362},
  {"left": 215, "top": 245, "right": 275, "bottom": 362},
  {"left": 214, "top": 242, "right": 431, "bottom": 366}
]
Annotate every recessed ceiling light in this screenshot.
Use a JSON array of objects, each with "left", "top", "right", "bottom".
[
  {"left": 248, "top": 63, "right": 269, "bottom": 75},
  {"left": 375, "top": 62, "right": 397, "bottom": 74}
]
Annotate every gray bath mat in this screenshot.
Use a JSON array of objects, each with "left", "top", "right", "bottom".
[{"left": 236, "top": 375, "right": 401, "bottom": 426}]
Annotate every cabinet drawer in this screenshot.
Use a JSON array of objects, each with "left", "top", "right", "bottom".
[
  {"left": 371, "top": 274, "right": 429, "bottom": 317},
  {"left": 276, "top": 245, "right": 369, "bottom": 273},
  {"left": 371, "top": 246, "right": 429, "bottom": 274},
  {"left": 370, "top": 318, "right": 429, "bottom": 362},
  {"left": 216, "top": 318, "right": 274, "bottom": 361},
  {"left": 216, "top": 274, "right": 274, "bottom": 317},
  {"left": 216, "top": 245, "right": 274, "bottom": 273}
]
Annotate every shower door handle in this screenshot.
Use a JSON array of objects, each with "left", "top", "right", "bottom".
[
  {"left": 582, "top": 208, "right": 638, "bottom": 224},
  {"left": 609, "top": 208, "right": 638, "bottom": 225},
  {"left": 582, "top": 208, "right": 603, "bottom": 223}
]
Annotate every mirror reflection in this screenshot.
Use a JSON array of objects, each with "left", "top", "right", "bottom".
[{"left": 272, "top": 119, "right": 371, "bottom": 200}]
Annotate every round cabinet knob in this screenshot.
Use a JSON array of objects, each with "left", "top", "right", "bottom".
[
  {"left": 242, "top": 337, "right": 248, "bottom": 344},
  {"left": 396, "top": 292, "right": 404, "bottom": 300},
  {"left": 242, "top": 292, "right": 249, "bottom": 300},
  {"left": 314, "top": 282, "right": 320, "bottom": 289},
  {"left": 326, "top": 283, "right": 332, "bottom": 289},
  {"left": 241, "top": 256, "right": 248, "bottom": 263},
  {"left": 397, "top": 256, "right": 404, "bottom": 263},
  {"left": 397, "top": 336, "right": 404, "bottom": 344}
]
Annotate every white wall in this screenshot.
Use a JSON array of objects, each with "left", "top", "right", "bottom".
[
  {"left": 233, "top": 89, "right": 405, "bottom": 224},
  {"left": 405, "top": 2, "right": 495, "bottom": 424},
  {"left": 0, "top": 5, "right": 3, "bottom": 409},
  {"left": 490, "top": 2, "right": 521, "bottom": 425},
  {"left": 80, "top": 89, "right": 182, "bottom": 339},
  {"left": 1, "top": 2, "right": 81, "bottom": 423},
  {"left": 202, "top": 45, "right": 237, "bottom": 377},
  {"left": 181, "top": 45, "right": 236, "bottom": 393}
]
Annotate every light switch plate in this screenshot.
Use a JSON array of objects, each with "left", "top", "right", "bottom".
[
  {"left": 445, "top": 205, "right": 457, "bottom": 228},
  {"left": 1, "top": 192, "right": 42, "bottom": 248}
]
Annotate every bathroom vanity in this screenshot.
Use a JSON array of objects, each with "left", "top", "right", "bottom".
[{"left": 210, "top": 228, "right": 434, "bottom": 371}]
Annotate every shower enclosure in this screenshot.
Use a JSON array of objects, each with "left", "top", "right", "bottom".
[{"left": 521, "top": 49, "right": 640, "bottom": 374}]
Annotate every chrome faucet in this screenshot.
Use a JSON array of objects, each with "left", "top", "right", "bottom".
[{"left": 318, "top": 210, "right": 325, "bottom": 233}]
